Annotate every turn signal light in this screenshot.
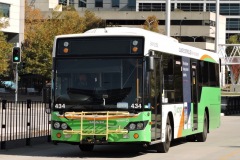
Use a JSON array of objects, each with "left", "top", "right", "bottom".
[
  {"left": 133, "top": 133, "right": 139, "bottom": 139},
  {"left": 56, "top": 133, "right": 61, "bottom": 138},
  {"left": 132, "top": 47, "right": 138, "bottom": 53},
  {"left": 63, "top": 48, "right": 69, "bottom": 53}
]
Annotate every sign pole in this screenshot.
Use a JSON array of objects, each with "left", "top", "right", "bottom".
[{"left": 15, "top": 63, "right": 18, "bottom": 103}]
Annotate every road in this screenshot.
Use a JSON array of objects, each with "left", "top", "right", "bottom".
[{"left": 0, "top": 115, "right": 239, "bottom": 160}]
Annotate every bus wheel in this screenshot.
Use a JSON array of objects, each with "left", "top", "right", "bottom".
[
  {"left": 79, "top": 144, "right": 94, "bottom": 152},
  {"left": 156, "top": 116, "right": 172, "bottom": 153},
  {"left": 196, "top": 112, "right": 208, "bottom": 142}
]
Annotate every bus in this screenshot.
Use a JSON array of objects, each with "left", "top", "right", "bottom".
[{"left": 50, "top": 27, "right": 221, "bottom": 153}]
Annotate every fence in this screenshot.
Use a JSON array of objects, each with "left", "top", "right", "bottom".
[
  {"left": 221, "top": 96, "right": 240, "bottom": 115},
  {"left": 0, "top": 100, "right": 51, "bottom": 149}
]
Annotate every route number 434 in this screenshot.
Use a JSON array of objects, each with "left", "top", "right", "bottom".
[
  {"left": 131, "top": 103, "right": 142, "bottom": 109},
  {"left": 55, "top": 103, "right": 66, "bottom": 109}
]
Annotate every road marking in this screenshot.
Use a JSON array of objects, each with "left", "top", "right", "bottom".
[{"left": 219, "top": 149, "right": 240, "bottom": 160}]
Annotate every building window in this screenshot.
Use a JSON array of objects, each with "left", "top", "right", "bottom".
[
  {"left": 177, "top": 3, "right": 203, "bottom": 11},
  {"left": 206, "top": 3, "right": 215, "bottom": 12},
  {"left": 128, "top": 0, "right": 136, "bottom": 8},
  {"left": 112, "top": 0, "right": 119, "bottom": 8},
  {"left": 79, "top": 0, "right": 86, "bottom": 7},
  {"left": 59, "top": 0, "right": 74, "bottom": 5},
  {"left": 95, "top": 0, "right": 103, "bottom": 8},
  {"left": 0, "top": 3, "right": 10, "bottom": 18},
  {"left": 226, "top": 19, "right": 240, "bottom": 30},
  {"left": 59, "top": 0, "right": 65, "bottom": 5},
  {"left": 220, "top": 4, "right": 230, "bottom": 15},
  {"left": 139, "top": 3, "right": 174, "bottom": 11},
  {"left": 229, "top": 3, "right": 240, "bottom": 15},
  {"left": 190, "top": 3, "right": 203, "bottom": 11}
]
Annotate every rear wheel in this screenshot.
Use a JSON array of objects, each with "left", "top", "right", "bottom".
[
  {"left": 79, "top": 144, "right": 94, "bottom": 152},
  {"left": 156, "top": 116, "right": 172, "bottom": 153},
  {"left": 196, "top": 112, "right": 208, "bottom": 142}
]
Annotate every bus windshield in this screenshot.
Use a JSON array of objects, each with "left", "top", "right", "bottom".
[{"left": 54, "top": 58, "right": 143, "bottom": 111}]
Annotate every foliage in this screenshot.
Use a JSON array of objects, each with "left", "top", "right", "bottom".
[
  {"left": 22, "top": 5, "right": 104, "bottom": 80},
  {"left": 143, "top": 15, "right": 159, "bottom": 33},
  {"left": 0, "top": 12, "right": 13, "bottom": 77},
  {"left": 226, "top": 35, "right": 240, "bottom": 56},
  {"left": 226, "top": 34, "right": 240, "bottom": 84}
]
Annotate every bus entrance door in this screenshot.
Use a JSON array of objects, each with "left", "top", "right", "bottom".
[
  {"left": 150, "top": 58, "right": 162, "bottom": 141},
  {"left": 191, "top": 61, "right": 198, "bottom": 130}
]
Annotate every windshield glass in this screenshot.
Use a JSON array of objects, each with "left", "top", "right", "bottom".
[{"left": 53, "top": 58, "right": 143, "bottom": 111}]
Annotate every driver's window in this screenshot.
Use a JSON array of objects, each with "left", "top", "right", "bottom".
[{"left": 56, "top": 74, "right": 70, "bottom": 95}]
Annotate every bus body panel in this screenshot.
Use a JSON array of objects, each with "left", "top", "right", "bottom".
[{"left": 51, "top": 111, "right": 152, "bottom": 143}]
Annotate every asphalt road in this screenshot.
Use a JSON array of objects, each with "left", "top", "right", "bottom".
[{"left": 0, "top": 115, "right": 239, "bottom": 160}]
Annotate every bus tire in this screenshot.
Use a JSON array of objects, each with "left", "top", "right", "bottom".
[
  {"left": 156, "top": 116, "right": 172, "bottom": 153},
  {"left": 79, "top": 144, "right": 94, "bottom": 152},
  {"left": 196, "top": 112, "right": 208, "bottom": 142}
]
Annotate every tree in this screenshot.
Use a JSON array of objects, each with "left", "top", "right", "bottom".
[
  {"left": 22, "top": 5, "right": 104, "bottom": 80},
  {"left": 143, "top": 15, "right": 159, "bottom": 33},
  {"left": 225, "top": 34, "right": 240, "bottom": 84},
  {"left": 0, "top": 12, "right": 13, "bottom": 77}
]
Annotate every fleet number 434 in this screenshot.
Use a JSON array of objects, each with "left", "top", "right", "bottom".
[{"left": 55, "top": 104, "right": 66, "bottom": 109}]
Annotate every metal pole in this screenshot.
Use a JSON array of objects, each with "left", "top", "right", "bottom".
[
  {"left": 180, "top": 21, "right": 182, "bottom": 37},
  {"left": 215, "top": 0, "right": 219, "bottom": 53},
  {"left": 15, "top": 64, "right": 18, "bottom": 103},
  {"left": 165, "top": 0, "right": 171, "bottom": 36},
  {"left": 215, "top": 0, "right": 222, "bottom": 86}
]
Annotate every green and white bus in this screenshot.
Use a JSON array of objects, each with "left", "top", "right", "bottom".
[{"left": 50, "top": 27, "right": 221, "bottom": 153}]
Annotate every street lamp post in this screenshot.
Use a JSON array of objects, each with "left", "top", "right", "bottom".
[{"left": 179, "top": 17, "right": 187, "bottom": 37}]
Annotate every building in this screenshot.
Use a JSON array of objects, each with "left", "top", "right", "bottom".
[
  {"left": 28, "top": 0, "right": 227, "bottom": 53},
  {"left": 0, "top": 0, "right": 24, "bottom": 45},
  {"left": 136, "top": 0, "right": 238, "bottom": 40}
]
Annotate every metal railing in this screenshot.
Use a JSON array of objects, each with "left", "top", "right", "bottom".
[{"left": 0, "top": 100, "right": 51, "bottom": 149}]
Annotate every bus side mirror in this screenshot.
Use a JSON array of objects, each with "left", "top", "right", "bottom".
[{"left": 146, "top": 56, "right": 154, "bottom": 72}]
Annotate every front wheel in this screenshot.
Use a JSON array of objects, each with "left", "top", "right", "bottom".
[
  {"left": 196, "top": 112, "right": 208, "bottom": 142},
  {"left": 156, "top": 116, "right": 172, "bottom": 153},
  {"left": 79, "top": 144, "right": 94, "bottom": 152}
]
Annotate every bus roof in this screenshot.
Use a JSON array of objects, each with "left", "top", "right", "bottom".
[{"left": 53, "top": 27, "right": 219, "bottom": 63}]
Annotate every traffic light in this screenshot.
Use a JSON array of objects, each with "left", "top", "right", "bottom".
[{"left": 12, "top": 47, "right": 21, "bottom": 63}]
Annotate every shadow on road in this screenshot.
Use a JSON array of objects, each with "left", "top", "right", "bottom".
[{"left": 0, "top": 139, "right": 188, "bottom": 159}]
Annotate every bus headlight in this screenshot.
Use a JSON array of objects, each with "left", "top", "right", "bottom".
[
  {"left": 52, "top": 121, "right": 70, "bottom": 130},
  {"left": 125, "top": 121, "right": 148, "bottom": 131},
  {"left": 53, "top": 122, "right": 61, "bottom": 129},
  {"left": 137, "top": 122, "right": 144, "bottom": 130},
  {"left": 129, "top": 123, "right": 136, "bottom": 130},
  {"left": 61, "top": 123, "right": 68, "bottom": 130}
]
